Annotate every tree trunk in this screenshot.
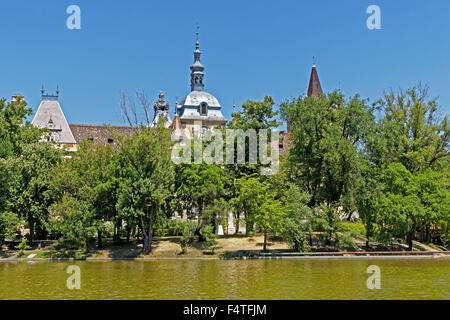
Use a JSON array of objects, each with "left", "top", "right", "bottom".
[
  {"left": 97, "top": 231, "right": 103, "bottom": 249},
  {"left": 126, "top": 226, "right": 130, "bottom": 243},
  {"left": 141, "top": 219, "right": 153, "bottom": 255},
  {"left": 263, "top": 232, "right": 267, "bottom": 251},
  {"left": 29, "top": 222, "right": 35, "bottom": 241},
  {"left": 407, "top": 231, "right": 414, "bottom": 251}
]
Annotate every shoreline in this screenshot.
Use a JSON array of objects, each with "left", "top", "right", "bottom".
[{"left": 1, "top": 252, "right": 449, "bottom": 262}]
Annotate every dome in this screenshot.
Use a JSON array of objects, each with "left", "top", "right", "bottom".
[{"left": 180, "top": 90, "right": 221, "bottom": 108}]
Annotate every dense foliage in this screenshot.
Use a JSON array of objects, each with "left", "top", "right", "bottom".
[{"left": 0, "top": 87, "right": 448, "bottom": 254}]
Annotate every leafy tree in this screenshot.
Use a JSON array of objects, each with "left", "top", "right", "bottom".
[
  {"left": 0, "top": 96, "right": 42, "bottom": 159},
  {"left": 175, "top": 163, "right": 228, "bottom": 239},
  {"left": 231, "top": 174, "right": 269, "bottom": 235},
  {"left": 180, "top": 225, "right": 191, "bottom": 254},
  {"left": 200, "top": 225, "right": 218, "bottom": 254},
  {"left": 282, "top": 184, "right": 312, "bottom": 252},
  {"left": 372, "top": 86, "right": 449, "bottom": 173},
  {"left": 254, "top": 196, "right": 286, "bottom": 251},
  {"left": 229, "top": 96, "right": 281, "bottom": 130},
  {"left": 49, "top": 192, "right": 97, "bottom": 250},
  {"left": 0, "top": 211, "right": 21, "bottom": 245},
  {"left": 356, "top": 162, "right": 383, "bottom": 249},
  {"left": 280, "top": 92, "right": 374, "bottom": 213},
  {"left": 376, "top": 163, "right": 449, "bottom": 250},
  {"left": 48, "top": 150, "right": 97, "bottom": 250},
  {"left": 7, "top": 142, "right": 62, "bottom": 240},
  {"left": 117, "top": 125, "right": 175, "bottom": 254}
]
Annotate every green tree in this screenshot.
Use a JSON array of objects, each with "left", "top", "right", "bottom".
[
  {"left": 280, "top": 92, "right": 374, "bottom": 213},
  {"left": 282, "top": 184, "right": 313, "bottom": 252},
  {"left": 0, "top": 211, "right": 21, "bottom": 246},
  {"left": 117, "top": 125, "right": 175, "bottom": 254},
  {"left": 231, "top": 174, "right": 268, "bottom": 235},
  {"left": 175, "top": 163, "right": 228, "bottom": 239},
  {"left": 7, "top": 142, "right": 62, "bottom": 240},
  {"left": 255, "top": 196, "right": 286, "bottom": 251},
  {"left": 377, "top": 163, "right": 449, "bottom": 250},
  {"left": 372, "top": 86, "right": 449, "bottom": 173},
  {"left": 0, "top": 96, "right": 42, "bottom": 159}
]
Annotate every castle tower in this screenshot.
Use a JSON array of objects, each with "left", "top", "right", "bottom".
[
  {"left": 175, "top": 27, "right": 227, "bottom": 136},
  {"left": 287, "top": 59, "right": 324, "bottom": 133},
  {"left": 31, "top": 88, "right": 77, "bottom": 149},
  {"left": 307, "top": 59, "right": 323, "bottom": 98}
]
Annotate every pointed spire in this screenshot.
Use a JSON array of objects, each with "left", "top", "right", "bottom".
[
  {"left": 190, "top": 24, "right": 205, "bottom": 92},
  {"left": 195, "top": 23, "right": 200, "bottom": 50},
  {"left": 307, "top": 57, "right": 323, "bottom": 98}
]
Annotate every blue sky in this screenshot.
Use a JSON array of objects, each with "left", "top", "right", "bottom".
[{"left": 1, "top": 0, "right": 449, "bottom": 129}]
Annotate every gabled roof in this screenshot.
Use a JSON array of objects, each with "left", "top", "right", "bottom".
[
  {"left": 32, "top": 95, "right": 76, "bottom": 144},
  {"left": 307, "top": 64, "right": 323, "bottom": 98}
]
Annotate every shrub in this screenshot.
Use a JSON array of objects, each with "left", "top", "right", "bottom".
[
  {"left": 337, "top": 221, "right": 366, "bottom": 237},
  {"left": 154, "top": 219, "right": 198, "bottom": 237},
  {"left": 336, "top": 232, "right": 359, "bottom": 251},
  {"left": 15, "top": 238, "right": 31, "bottom": 257},
  {"left": 179, "top": 226, "right": 191, "bottom": 254},
  {"left": 201, "top": 225, "right": 218, "bottom": 254},
  {"left": 283, "top": 219, "right": 309, "bottom": 252}
]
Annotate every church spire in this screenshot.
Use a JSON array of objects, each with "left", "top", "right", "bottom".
[
  {"left": 190, "top": 25, "right": 205, "bottom": 92},
  {"left": 307, "top": 57, "right": 323, "bottom": 98}
]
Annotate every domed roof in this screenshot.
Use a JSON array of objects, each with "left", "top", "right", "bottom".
[{"left": 180, "top": 90, "right": 221, "bottom": 108}]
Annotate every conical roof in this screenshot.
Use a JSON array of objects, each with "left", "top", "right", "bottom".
[
  {"left": 307, "top": 64, "right": 323, "bottom": 98},
  {"left": 31, "top": 94, "right": 76, "bottom": 144}
]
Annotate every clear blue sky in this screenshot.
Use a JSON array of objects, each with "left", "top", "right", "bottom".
[{"left": 1, "top": 0, "right": 449, "bottom": 129}]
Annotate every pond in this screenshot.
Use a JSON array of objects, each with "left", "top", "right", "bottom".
[{"left": 0, "top": 258, "right": 449, "bottom": 300}]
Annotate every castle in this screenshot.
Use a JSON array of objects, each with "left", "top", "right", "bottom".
[
  {"left": 31, "top": 31, "right": 229, "bottom": 151},
  {"left": 29, "top": 32, "right": 323, "bottom": 152}
]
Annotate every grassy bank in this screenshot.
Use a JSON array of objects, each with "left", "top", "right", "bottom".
[{"left": 1, "top": 233, "right": 445, "bottom": 260}]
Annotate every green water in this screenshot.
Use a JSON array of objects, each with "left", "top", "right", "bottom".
[{"left": 0, "top": 259, "right": 449, "bottom": 300}]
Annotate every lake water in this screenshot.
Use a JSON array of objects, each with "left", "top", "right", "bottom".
[{"left": 0, "top": 258, "right": 449, "bottom": 300}]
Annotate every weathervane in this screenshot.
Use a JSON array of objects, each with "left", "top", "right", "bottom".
[{"left": 313, "top": 56, "right": 317, "bottom": 66}]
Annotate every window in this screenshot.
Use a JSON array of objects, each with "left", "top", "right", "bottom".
[{"left": 200, "top": 103, "right": 207, "bottom": 116}]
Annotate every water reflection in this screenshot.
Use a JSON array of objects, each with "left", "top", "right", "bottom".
[{"left": 0, "top": 259, "right": 448, "bottom": 300}]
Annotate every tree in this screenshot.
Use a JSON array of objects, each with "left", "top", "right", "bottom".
[
  {"left": 0, "top": 211, "right": 21, "bottom": 246},
  {"left": 7, "top": 142, "right": 62, "bottom": 240},
  {"left": 280, "top": 91, "right": 374, "bottom": 213},
  {"left": 200, "top": 225, "right": 218, "bottom": 254},
  {"left": 0, "top": 96, "right": 42, "bottom": 159},
  {"left": 117, "top": 124, "right": 175, "bottom": 254},
  {"left": 229, "top": 96, "right": 281, "bottom": 130},
  {"left": 356, "top": 162, "right": 383, "bottom": 249},
  {"left": 376, "top": 163, "right": 449, "bottom": 250},
  {"left": 231, "top": 174, "right": 268, "bottom": 235},
  {"left": 282, "top": 184, "right": 313, "bottom": 252},
  {"left": 254, "top": 196, "right": 286, "bottom": 251},
  {"left": 372, "top": 86, "right": 449, "bottom": 173},
  {"left": 175, "top": 163, "right": 228, "bottom": 239}
]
